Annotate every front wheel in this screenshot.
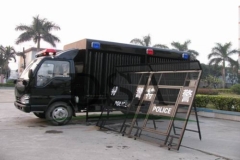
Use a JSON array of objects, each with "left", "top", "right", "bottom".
[{"left": 45, "top": 102, "right": 73, "bottom": 126}]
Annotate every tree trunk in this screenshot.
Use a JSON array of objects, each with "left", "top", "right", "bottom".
[
  {"left": 37, "top": 38, "right": 40, "bottom": 52},
  {"left": 222, "top": 61, "right": 226, "bottom": 88},
  {"left": 23, "top": 47, "right": 26, "bottom": 69},
  {"left": 23, "top": 56, "right": 26, "bottom": 69},
  {"left": 0, "top": 66, "right": 2, "bottom": 74}
]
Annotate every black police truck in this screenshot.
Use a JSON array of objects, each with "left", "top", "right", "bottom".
[{"left": 14, "top": 38, "right": 190, "bottom": 125}]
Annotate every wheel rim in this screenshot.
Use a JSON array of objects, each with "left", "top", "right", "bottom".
[{"left": 52, "top": 106, "right": 69, "bottom": 122}]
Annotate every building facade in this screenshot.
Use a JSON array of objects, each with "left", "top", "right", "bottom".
[{"left": 239, "top": 6, "right": 240, "bottom": 65}]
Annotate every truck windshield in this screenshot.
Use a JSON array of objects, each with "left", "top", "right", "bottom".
[{"left": 20, "top": 58, "right": 41, "bottom": 80}]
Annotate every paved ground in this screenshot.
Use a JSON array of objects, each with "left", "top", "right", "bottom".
[{"left": 0, "top": 87, "right": 240, "bottom": 160}]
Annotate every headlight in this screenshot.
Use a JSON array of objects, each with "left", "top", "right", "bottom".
[{"left": 21, "top": 94, "right": 30, "bottom": 104}]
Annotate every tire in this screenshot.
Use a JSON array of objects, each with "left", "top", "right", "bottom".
[
  {"left": 45, "top": 102, "right": 73, "bottom": 126},
  {"left": 33, "top": 112, "right": 46, "bottom": 119}
]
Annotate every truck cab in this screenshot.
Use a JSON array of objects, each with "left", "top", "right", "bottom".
[{"left": 14, "top": 49, "right": 79, "bottom": 125}]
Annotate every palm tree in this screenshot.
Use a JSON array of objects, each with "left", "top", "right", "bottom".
[
  {"left": 0, "top": 46, "right": 16, "bottom": 79},
  {"left": 200, "top": 63, "right": 222, "bottom": 80},
  {"left": 228, "top": 59, "right": 239, "bottom": 74},
  {"left": 130, "top": 34, "right": 168, "bottom": 49},
  {"left": 171, "top": 40, "right": 199, "bottom": 59},
  {"left": 15, "top": 15, "right": 61, "bottom": 51},
  {"left": 227, "top": 60, "right": 239, "bottom": 85},
  {"left": 208, "top": 42, "right": 239, "bottom": 88},
  {"left": 0, "top": 45, "right": 4, "bottom": 75}
]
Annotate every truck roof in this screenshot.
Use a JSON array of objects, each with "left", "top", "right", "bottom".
[{"left": 63, "top": 38, "right": 190, "bottom": 59}]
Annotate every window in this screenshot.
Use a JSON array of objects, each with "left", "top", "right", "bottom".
[
  {"left": 75, "top": 63, "right": 83, "bottom": 73},
  {"left": 54, "top": 61, "right": 70, "bottom": 77},
  {"left": 20, "top": 58, "right": 41, "bottom": 80},
  {"left": 36, "top": 60, "right": 70, "bottom": 87}
]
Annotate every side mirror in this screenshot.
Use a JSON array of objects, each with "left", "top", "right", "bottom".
[
  {"left": 22, "top": 80, "right": 28, "bottom": 86},
  {"left": 28, "top": 69, "right": 33, "bottom": 79}
]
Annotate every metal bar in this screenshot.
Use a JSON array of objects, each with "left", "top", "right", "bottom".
[
  {"left": 86, "top": 50, "right": 91, "bottom": 96},
  {"left": 139, "top": 95, "right": 157, "bottom": 134},
  {"left": 119, "top": 74, "right": 144, "bottom": 133},
  {"left": 141, "top": 127, "right": 168, "bottom": 136},
  {"left": 109, "top": 84, "right": 184, "bottom": 89},
  {"left": 118, "top": 70, "right": 201, "bottom": 74},
  {"left": 194, "top": 97, "right": 202, "bottom": 140},
  {"left": 175, "top": 71, "right": 202, "bottom": 150},
  {"left": 126, "top": 73, "right": 153, "bottom": 136},
  {"left": 173, "top": 126, "right": 200, "bottom": 133},
  {"left": 164, "top": 88, "right": 182, "bottom": 145}
]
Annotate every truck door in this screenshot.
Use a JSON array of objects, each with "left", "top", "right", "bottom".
[{"left": 30, "top": 60, "right": 71, "bottom": 107}]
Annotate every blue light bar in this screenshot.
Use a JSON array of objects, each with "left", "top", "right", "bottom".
[
  {"left": 91, "top": 42, "right": 101, "bottom": 49},
  {"left": 182, "top": 53, "right": 189, "bottom": 59}
]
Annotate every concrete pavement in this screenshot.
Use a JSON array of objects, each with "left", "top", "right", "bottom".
[
  {"left": 0, "top": 87, "right": 240, "bottom": 160},
  {"left": 0, "top": 87, "right": 15, "bottom": 103}
]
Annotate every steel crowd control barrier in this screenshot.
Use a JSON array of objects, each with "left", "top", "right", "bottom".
[{"left": 97, "top": 60, "right": 202, "bottom": 150}]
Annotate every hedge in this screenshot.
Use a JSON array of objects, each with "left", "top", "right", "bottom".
[
  {"left": 193, "top": 95, "right": 210, "bottom": 108},
  {"left": 0, "top": 83, "right": 15, "bottom": 87},
  {"left": 196, "top": 88, "right": 236, "bottom": 95},
  {"left": 216, "top": 89, "right": 233, "bottom": 94},
  {"left": 230, "top": 84, "right": 240, "bottom": 95},
  {"left": 0, "top": 81, "right": 15, "bottom": 87},
  {"left": 194, "top": 95, "right": 240, "bottom": 112},
  {"left": 196, "top": 88, "right": 218, "bottom": 95}
]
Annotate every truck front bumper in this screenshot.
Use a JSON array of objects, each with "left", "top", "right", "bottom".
[{"left": 14, "top": 101, "right": 31, "bottom": 113}]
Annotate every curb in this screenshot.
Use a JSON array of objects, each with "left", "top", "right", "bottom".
[{"left": 196, "top": 108, "right": 240, "bottom": 122}]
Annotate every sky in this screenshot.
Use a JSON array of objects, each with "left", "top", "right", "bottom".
[{"left": 0, "top": 0, "right": 239, "bottom": 69}]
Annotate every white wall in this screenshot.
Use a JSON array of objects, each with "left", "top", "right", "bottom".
[
  {"left": 238, "top": 6, "right": 240, "bottom": 64},
  {"left": 25, "top": 50, "right": 33, "bottom": 67}
]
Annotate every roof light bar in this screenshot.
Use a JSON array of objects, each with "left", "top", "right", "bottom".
[
  {"left": 182, "top": 53, "right": 189, "bottom": 59},
  {"left": 146, "top": 49, "right": 154, "bottom": 55},
  {"left": 36, "top": 49, "right": 56, "bottom": 58},
  {"left": 91, "top": 42, "right": 101, "bottom": 49}
]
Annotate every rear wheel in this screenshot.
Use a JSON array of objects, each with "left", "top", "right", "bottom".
[
  {"left": 45, "top": 102, "right": 73, "bottom": 126},
  {"left": 33, "top": 112, "right": 45, "bottom": 119}
]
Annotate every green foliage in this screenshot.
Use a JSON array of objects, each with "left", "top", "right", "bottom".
[
  {"left": 200, "top": 64, "right": 222, "bottom": 79},
  {"left": 194, "top": 94, "right": 240, "bottom": 112},
  {"left": 217, "top": 89, "right": 233, "bottom": 94},
  {"left": 0, "top": 45, "right": 16, "bottom": 79},
  {"left": 15, "top": 15, "right": 61, "bottom": 49},
  {"left": 197, "top": 88, "right": 218, "bottom": 95},
  {"left": 130, "top": 34, "right": 168, "bottom": 49},
  {"left": 0, "top": 79, "right": 15, "bottom": 87},
  {"left": 6, "top": 79, "right": 15, "bottom": 84},
  {"left": 230, "top": 84, "right": 240, "bottom": 95},
  {"left": 208, "top": 42, "right": 239, "bottom": 88},
  {"left": 237, "top": 75, "right": 240, "bottom": 84},
  {"left": 202, "top": 75, "right": 221, "bottom": 88},
  {"left": 194, "top": 95, "right": 210, "bottom": 108},
  {"left": 208, "top": 96, "right": 233, "bottom": 110},
  {"left": 0, "top": 83, "right": 15, "bottom": 87},
  {"left": 171, "top": 40, "right": 199, "bottom": 59}
]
